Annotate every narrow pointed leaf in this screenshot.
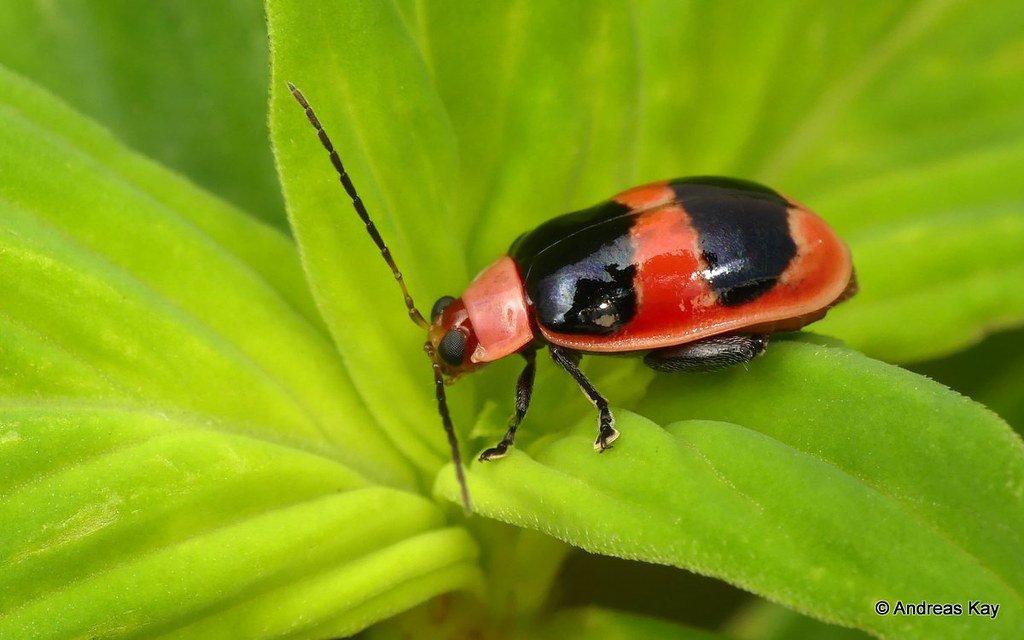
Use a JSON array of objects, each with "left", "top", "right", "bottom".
[
  {"left": 268, "top": 0, "right": 469, "bottom": 471},
  {"left": 0, "top": 69, "right": 482, "bottom": 638},
  {"left": 0, "top": 65, "right": 410, "bottom": 484}
]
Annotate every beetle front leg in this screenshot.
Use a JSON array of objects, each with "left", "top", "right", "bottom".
[
  {"left": 549, "top": 345, "right": 618, "bottom": 451},
  {"left": 479, "top": 349, "right": 538, "bottom": 461}
]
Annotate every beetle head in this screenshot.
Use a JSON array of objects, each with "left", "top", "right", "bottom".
[{"left": 425, "top": 295, "right": 486, "bottom": 380}]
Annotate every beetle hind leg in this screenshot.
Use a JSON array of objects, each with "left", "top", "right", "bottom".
[
  {"left": 643, "top": 335, "right": 768, "bottom": 373},
  {"left": 549, "top": 345, "right": 618, "bottom": 452}
]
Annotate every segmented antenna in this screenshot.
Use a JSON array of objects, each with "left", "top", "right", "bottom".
[
  {"left": 290, "top": 82, "right": 471, "bottom": 512},
  {"left": 288, "top": 82, "right": 429, "bottom": 330}
]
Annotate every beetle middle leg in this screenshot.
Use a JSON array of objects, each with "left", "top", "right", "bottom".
[
  {"left": 479, "top": 349, "right": 538, "bottom": 461},
  {"left": 643, "top": 334, "right": 768, "bottom": 373},
  {"left": 549, "top": 345, "right": 618, "bottom": 452}
]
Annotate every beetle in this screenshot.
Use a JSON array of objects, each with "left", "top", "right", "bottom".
[{"left": 289, "top": 84, "right": 857, "bottom": 512}]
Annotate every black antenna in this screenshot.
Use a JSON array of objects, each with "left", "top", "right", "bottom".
[
  {"left": 428, "top": 348, "right": 472, "bottom": 513},
  {"left": 290, "top": 82, "right": 471, "bottom": 512},
  {"left": 288, "top": 82, "right": 429, "bottom": 330}
]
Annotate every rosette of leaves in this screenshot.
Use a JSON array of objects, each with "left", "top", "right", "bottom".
[{"left": 0, "top": 2, "right": 1021, "bottom": 638}]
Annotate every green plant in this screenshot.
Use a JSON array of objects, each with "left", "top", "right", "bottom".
[{"left": 0, "top": 2, "right": 1022, "bottom": 638}]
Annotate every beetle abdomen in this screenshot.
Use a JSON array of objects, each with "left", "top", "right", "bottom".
[{"left": 510, "top": 177, "right": 854, "bottom": 353}]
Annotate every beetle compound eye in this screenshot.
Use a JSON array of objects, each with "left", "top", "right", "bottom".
[
  {"left": 431, "top": 296, "right": 457, "bottom": 322},
  {"left": 438, "top": 330, "right": 467, "bottom": 366}
]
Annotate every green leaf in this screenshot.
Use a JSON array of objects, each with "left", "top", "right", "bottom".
[
  {"left": 268, "top": 0, "right": 470, "bottom": 472},
  {"left": 0, "top": 406, "right": 477, "bottom": 637},
  {"left": 403, "top": 2, "right": 642, "bottom": 270},
  {"left": 437, "top": 337, "right": 1024, "bottom": 638},
  {"left": 0, "top": 67, "right": 487, "bottom": 636},
  {"left": 812, "top": 207, "right": 1024, "bottom": 362},
  {"left": 911, "top": 327, "right": 1024, "bottom": 433},
  {"left": 0, "top": 1, "right": 284, "bottom": 226},
  {"left": 0, "top": 64, "right": 409, "bottom": 485},
  {"left": 0, "top": 64, "right": 320, "bottom": 330}
]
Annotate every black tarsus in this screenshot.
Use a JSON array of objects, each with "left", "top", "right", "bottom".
[
  {"left": 479, "top": 349, "right": 538, "bottom": 461},
  {"left": 549, "top": 345, "right": 619, "bottom": 451},
  {"left": 287, "top": 82, "right": 429, "bottom": 329}
]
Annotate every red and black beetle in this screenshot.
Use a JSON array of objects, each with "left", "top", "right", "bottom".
[{"left": 290, "top": 84, "right": 857, "bottom": 511}]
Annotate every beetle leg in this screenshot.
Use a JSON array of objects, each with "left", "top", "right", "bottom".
[
  {"left": 479, "top": 349, "right": 538, "bottom": 461},
  {"left": 549, "top": 345, "right": 618, "bottom": 452},
  {"left": 643, "top": 335, "right": 768, "bottom": 373}
]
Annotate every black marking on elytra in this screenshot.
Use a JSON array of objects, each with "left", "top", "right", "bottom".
[
  {"left": 530, "top": 233, "right": 638, "bottom": 335},
  {"left": 668, "top": 176, "right": 790, "bottom": 204},
  {"left": 670, "top": 178, "right": 796, "bottom": 306},
  {"left": 512, "top": 201, "right": 638, "bottom": 335},
  {"left": 538, "top": 260, "right": 638, "bottom": 334},
  {"left": 510, "top": 199, "right": 633, "bottom": 271}
]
